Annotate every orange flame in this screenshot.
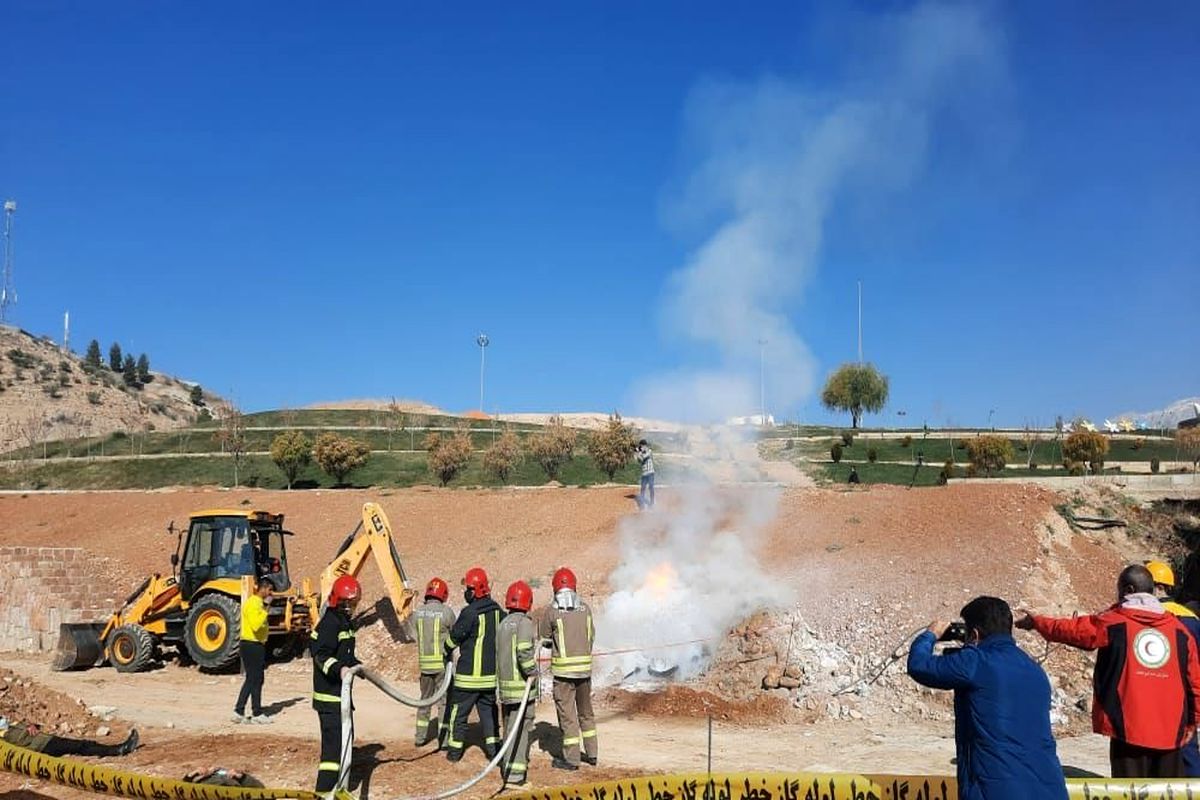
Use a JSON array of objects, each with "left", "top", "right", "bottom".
[{"left": 643, "top": 562, "right": 678, "bottom": 599}]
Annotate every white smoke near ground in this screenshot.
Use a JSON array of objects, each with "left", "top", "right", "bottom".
[{"left": 600, "top": 3, "right": 1009, "bottom": 686}]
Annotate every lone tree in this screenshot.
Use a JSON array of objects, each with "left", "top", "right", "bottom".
[
  {"left": 189, "top": 384, "right": 205, "bottom": 406},
  {"left": 965, "top": 435, "right": 1014, "bottom": 477},
  {"left": 821, "top": 363, "right": 889, "bottom": 429},
  {"left": 84, "top": 340, "right": 103, "bottom": 369},
  {"left": 213, "top": 406, "right": 248, "bottom": 487},
  {"left": 482, "top": 427, "right": 523, "bottom": 484},
  {"left": 270, "top": 430, "right": 312, "bottom": 490},
  {"left": 314, "top": 433, "right": 371, "bottom": 486},
  {"left": 527, "top": 415, "right": 577, "bottom": 480},
  {"left": 136, "top": 353, "right": 152, "bottom": 384},
  {"left": 1063, "top": 430, "right": 1109, "bottom": 474},
  {"left": 108, "top": 342, "right": 123, "bottom": 372},
  {"left": 587, "top": 413, "right": 638, "bottom": 481},
  {"left": 384, "top": 397, "right": 406, "bottom": 451},
  {"left": 427, "top": 427, "right": 475, "bottom": 486}
]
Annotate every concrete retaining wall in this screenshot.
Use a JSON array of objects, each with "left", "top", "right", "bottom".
[{"left": 0, "top": 547, "right": 121, "bottom": 652}]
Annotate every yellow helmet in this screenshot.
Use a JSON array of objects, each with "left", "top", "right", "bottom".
[{"left": 1146, "top": 560, "right": 1175, "bottom": 588}]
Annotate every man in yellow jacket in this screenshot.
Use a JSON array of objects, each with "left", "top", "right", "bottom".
[{"left": 234, "top": 577, "right": 274, "bottom": 724}]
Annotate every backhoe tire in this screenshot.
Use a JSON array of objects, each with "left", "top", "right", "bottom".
[
  {"left": 109, "top": 624, "right": 157, "bottom": 673},
  {"left": 185, "top": 594, "right": 241, "bottom": 672}
]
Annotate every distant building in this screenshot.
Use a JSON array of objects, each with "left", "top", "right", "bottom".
[{"left": 726, "top": 414, "right": 776, "bottom": 427}]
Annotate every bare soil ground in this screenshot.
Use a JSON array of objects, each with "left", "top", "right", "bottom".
[{"left": 0, "top": 482, "right": 1156, "bottom": 797}]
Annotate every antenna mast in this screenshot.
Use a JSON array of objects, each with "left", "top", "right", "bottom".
[{"left": 1, "top": 200, "right": 15, "bottom": 324}]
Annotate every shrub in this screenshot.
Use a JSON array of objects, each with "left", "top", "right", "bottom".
[
  {"left": 1028, "top": 461, "right": 1037, "bottom": 471},
  {"left": 867, "top": 447, "right": 878, "bottom": 463},
  {"left": 189, "top": 384, "right": 204, "bottom": 406},
  {"left": 527, "top": 416, "right": 578, "bottom": 480},
  {"left": 426, "top": 428, "right": 473, "bottom": 486},
  {"left": 965, "top": 435, "right": 1014, "bottom": 477},
  {"left": 86, "top": 390, "right": 102, "bottom": 406},
  {"left": 900, "top": 435, "right": 913, "bottom": 448},
  {"left": 314, "top": 433, "right": 370, "bottom": 486},
  {"left": 586, "top": 413, "right": 638, "bottom": 480},
  {"left": 840, "top": 431, "right": 854, "bottom": 447},
  {"left": 831, "top": 443, "right": 843, "bottom": 463},
  {"left": 1132, "top": 437, "right": 1145, "bottom": 451},
  {"left": 270, "top": 430, "right": 312, "bottom": 490},
  {"left": 1063, "top": 430, "right": 1109, "bottom": 475},
  {"left": 1151, "top": 458, "right": 1161, "bottom": 474},
  {"left": 482, "top": 428, "right": 523, "bottom": 484},
  {"left": 965, "top": 464, "right": 979, "bottom": 478},
  {"left": 1064, "top": 460, "right": 1086, "bottom": 476},
  {"left": 939, "top": 460, "right": 955, "bottom": 484}
]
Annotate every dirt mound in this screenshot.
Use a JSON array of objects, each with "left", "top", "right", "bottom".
[
  {"left": 600, "top": 684, "right": 790, "bottom": 725},
  {"left": 0, "top": 667, "right": 133, "bottom": 742}
]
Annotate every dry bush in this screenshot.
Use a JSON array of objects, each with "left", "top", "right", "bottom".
[
  {"left": 428, "top": 426, "right": 474, "bottom": 486},
  {"left": 1063, "top": 430, "right": 1109, "bottom": 474},
  {"left": 527, "top": 415, "right": 577, "bottom": 480},
  {"left": 586, "top": 413, "right": 637, "bottom": 480},
  {"left": 482, "top": 427, "right": 523, "bottom": 484},
  {"left": 314, "top": 432, "right": 370, "bottom": 485},
  {"left": 965, "top": 435, "right": 1014, "bottom": 477},
  {"left": 1178, "top": 428, "right": 1200, "bottom": 471}
]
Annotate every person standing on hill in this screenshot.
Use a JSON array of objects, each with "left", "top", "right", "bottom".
[
  {"left": 1019, "top": 564, "right": 1200, "bottom": 778},
  {"left": 540, "top": 567, "right": 597, "bottom": 771},
  {"left": 413, "top": 577, "right": 456, "bottom": 747},
  {"left": 234, "top": 577, "right": 274, "bottom": 724},
  {"left": 634, "top": 440, "right": 655, "bottom": 509}
]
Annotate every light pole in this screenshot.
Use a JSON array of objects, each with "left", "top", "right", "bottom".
[
  {"left": 757, "top": 338, "right": 767, "bottom": 425},
  {"left": 476, "top": 334, "right": 490, "bottom": 413}
]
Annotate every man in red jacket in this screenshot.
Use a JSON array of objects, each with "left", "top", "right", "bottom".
[{"left": 1018, "top": 563, "right": 1200, "bottom": 778}]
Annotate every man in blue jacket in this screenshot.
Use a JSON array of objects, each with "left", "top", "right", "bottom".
[{"left": 907, "top": 596, "right": 1067, "bottom": 800}]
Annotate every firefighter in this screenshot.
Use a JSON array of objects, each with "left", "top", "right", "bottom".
[
  {"left": 497, "top": 580, "right": 539, "bottom": 785},
  {"left": 442, "top": 566, "right": 503, "bottom": 762},
  {"left": 413, "top": 576, "right": 457, "bottom": 747},
  {"left": 540, "top": 566, "right": 596, "bottom": 770},
  {"left": 311, "top": 575, "right": 362, "bottom": 794}
]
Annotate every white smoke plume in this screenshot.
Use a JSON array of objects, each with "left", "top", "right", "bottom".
[
  {"left": 633, "top": 1, "right": 1008, "bottom": 423},
  {"left": 600, "top": 3, "right": 1009, "bottom": 685}
]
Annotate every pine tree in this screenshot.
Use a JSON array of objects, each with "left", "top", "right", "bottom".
[
  {"left": 85, "top": 340, "right": 103, "bottom": 369},
  {"left": 122, "top": 354, "right": 139, "bottom": 387},
  {"left": 136, "top": 353, "right": 151, "bottom": 384},
  {"left": 108, "top": 342, "right": 123, "bottom": 372}
]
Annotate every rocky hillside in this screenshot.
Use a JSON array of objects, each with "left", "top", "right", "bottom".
[{"left": 0, "top": 326, "right": 216, "bottom": 451}]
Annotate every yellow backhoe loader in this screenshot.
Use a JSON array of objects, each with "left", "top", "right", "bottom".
[{"left": 52, "top": 502, "right": 417, "bottom": 674}]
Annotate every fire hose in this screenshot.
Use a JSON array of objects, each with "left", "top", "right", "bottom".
[{"left": 329, "top": 666, "right": 535, "bottom": 800}]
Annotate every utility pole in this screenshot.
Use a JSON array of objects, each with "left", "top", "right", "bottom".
[
  {"left": 1, "top": 200, "right": 16, "bottom": 324},
  {"left": 757, "top": 338, "right": 767, "bottom": 425},
  {"left": 476, "top": 333, "right": 490, "bottom": 413},
  {"left": 857, "top": 280, "right": 863, "bottom": 364}
]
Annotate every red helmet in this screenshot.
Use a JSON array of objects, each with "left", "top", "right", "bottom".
[
  {"left": 505, "top": 580, "right": 533, "bottom": 613},
  {"left": 462, "top": 567, "right": 490, "bottom": 597},
  {"left": 329, "top": 575, "right": 361, "bottom": 607},
  {"left": 425, "top": 577, "right": 449, "bottom": 602},
  {"left": 552, "top": 567, "right": 577, "bottom": 592}
]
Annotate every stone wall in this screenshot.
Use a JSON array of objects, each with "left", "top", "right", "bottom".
[{"left": 0, "top": 547, "right": 121, "bottom": 652}]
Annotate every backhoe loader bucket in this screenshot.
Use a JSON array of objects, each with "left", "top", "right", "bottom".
[{"left": 51, "top": 623, "right": 107, "bottom": 671}]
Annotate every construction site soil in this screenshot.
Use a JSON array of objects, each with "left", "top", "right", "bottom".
[{"left": 0, "top": 483, "right": 1170, "bottom": 797}]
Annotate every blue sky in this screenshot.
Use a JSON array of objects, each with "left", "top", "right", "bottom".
[{"left": 2, "top": 2, "right": 1196, "bottom": 426}]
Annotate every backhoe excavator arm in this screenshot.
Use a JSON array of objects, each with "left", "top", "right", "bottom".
[{"left": 319, "top": 502, "right": 418, "bottom": 624}]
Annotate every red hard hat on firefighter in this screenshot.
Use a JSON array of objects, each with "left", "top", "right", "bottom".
[
  {"left": 329, "top": 575, "right": 361, "bottom": 608},
  {"left": 552, "top": 567, "right": 577, "bottom": 592},
  {"left": 505, "top": 580, "right": 533, "bottom": 613},
  {"left": 425, "top": 577, "right": 449, "bottom": 602},
  {"left": 462, "top": 567, "right": 490, "bottom": 598}
]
